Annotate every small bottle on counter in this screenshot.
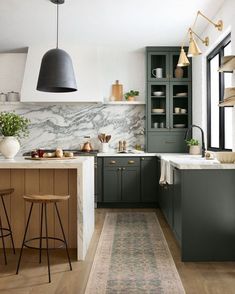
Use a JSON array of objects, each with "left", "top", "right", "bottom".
[
  {"left": 123, "top": 140, "right": 127, "bottom": 152},
  {"left": 118, "top": 141, "right": 123, "bottom": 152}
]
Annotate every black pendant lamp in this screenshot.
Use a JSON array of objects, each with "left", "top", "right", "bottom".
[{"left": 37, "top": 0, "right": 77, "bottom": 93}]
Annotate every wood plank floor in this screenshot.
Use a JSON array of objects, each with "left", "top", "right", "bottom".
[{"left": 0, "top": 208, "right": 235, "bottom": 294}]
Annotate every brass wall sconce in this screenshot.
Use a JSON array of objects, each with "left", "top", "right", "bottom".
[
  {"left": 177, "top": 10, "right": 223, "bottom": 67},
  {"left": 188, "top": 28, "right": 209, "bottom": 57}
]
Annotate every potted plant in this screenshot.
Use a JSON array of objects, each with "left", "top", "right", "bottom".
[
  {"left": 0, "top": 112, "right": 30, "bottom": 159},
  {"left": 185, "top": 138, "right": 201, "bottom": 155},
  {"left": 124, "top": 90, "right": 139, "bottom": 101}
]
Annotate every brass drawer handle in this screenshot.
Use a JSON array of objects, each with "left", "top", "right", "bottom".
[
  {"left": 110, "top": 160, "right": 116, "bottom": 164},
  {"left": 165, "top": 141, "right": 176, "bottom": 144},
  {"left": 122, "top": 167, "right": 126, "bottom": 170},
  {"left": 128, "top": 160, "right": 135, "bottom": 164},
  {"left": 117, "top": 167, "right": 122, "bottom": 171}
]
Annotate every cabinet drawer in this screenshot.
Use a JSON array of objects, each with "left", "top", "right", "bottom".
[
  {"left": 103, "top": 157, "right": 140, "bottom": 167},
  {"left": 147, "top": 132, "right": 187, "bottom": 153}
]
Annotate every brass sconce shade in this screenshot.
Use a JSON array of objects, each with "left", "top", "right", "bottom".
[
  {"left": 178, "top": 10, "right": 223, "bottom": 66},
  {"left": 177, "top": 48, "right": 190, "bottom": 67},
  {"left": 218, "top": 55, "right": 235, "bottom": 73},
  {"left": 187, "top": 33, "right": 202, "bottom": 57}
]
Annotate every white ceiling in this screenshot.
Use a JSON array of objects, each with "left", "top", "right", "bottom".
[{"left": 0, "top": 0, "right": 225, "bottom": 51}]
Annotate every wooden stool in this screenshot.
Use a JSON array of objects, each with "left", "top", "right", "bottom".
[
  {"left": 16, "top": 194, "right": 72, "bottom": 283},
  {"left": 0, "top": 188, "right": 15, "bottom": 264}
]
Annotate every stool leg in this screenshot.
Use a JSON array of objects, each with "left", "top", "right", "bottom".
[
  {"left": 16, "top": 203, "right": 34, "bottom": 274},
  {"left": 39, "top": 203, "right": 44, "bottom": 264},
  {"left": 0, "top": 216, "right": 7, "bottom": 265},
  {"left": 1, "top": 195, "right": 15, "bottom": 254},
  {"left": 44, "top": 203, "right": 51, "bottom": 283},
  {"left": 55, "top": 203, "right": 72, "bottom": 271}
]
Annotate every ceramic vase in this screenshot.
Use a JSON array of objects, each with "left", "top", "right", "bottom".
[
  {"left": 174, "top": 66, "right": 184, "bottom": 79},
  {"left": 0, "top": 136, "right": 20, "bottom": 159},
  {"left": 189, "top": 145, "right": 201, "bottom": 155}
]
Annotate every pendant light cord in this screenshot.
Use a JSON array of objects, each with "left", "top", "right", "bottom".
[{"left": 56, "top": 2, "right": 59, "bottom": 48}]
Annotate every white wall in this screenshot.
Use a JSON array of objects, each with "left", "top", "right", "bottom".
[
  {"left": 20, "top": 45, "right": 145, "bottom": 102},
  {"left": 192, "top": 0, "right": 235, "bottom": 148}
]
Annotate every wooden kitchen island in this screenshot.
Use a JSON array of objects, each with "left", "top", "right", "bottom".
[{"left": 0, "top": 157, "right": 94, "bottom": 260}]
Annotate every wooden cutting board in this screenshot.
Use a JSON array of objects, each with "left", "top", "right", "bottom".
[
  {"left": 112, "top": 80, "right": 123, "bottom": 101},
  {"left": 24, "top": 157, "right": 77, "bottom": 160}
]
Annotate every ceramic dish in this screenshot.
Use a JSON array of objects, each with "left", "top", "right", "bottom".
[
  {"left": 173, "top": 124, "right": 186, "bottom": 128},
  {"left": 153, "top": 91, "right": 164, "bottom": 96},
  {"left": 152, "top": 109, "right": 165, "bottom": 113},
  {"left": 175, "top": 92, "right": 187, "bottom": 97}
]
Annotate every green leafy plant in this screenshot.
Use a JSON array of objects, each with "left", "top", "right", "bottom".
[
  {"left": 124, "top": 90, "right": 139, "bottom": 100},
  {"left": 0, "top": 112, "right": 30, "bottom": 138},
  {"left": 185, "top": 138, "right": 199, "bottom": 146}
]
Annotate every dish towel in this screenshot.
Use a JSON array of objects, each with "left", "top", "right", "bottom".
[{"left": 159, "top": 158, "right": 174, "bottom": 185}]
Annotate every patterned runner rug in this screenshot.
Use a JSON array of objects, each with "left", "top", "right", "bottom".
[{"left": 85, "top": 212, "right": 185, "bottom": 294}]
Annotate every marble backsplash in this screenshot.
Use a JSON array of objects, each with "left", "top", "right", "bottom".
[{"left": 0, "top": 103, "right": 145, "bottom": 154}]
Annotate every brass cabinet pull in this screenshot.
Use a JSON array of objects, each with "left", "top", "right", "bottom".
[
  {"left": 165, "top": 141, "right": 176, "bottom": 144},
  {"left": 110, "top": 160, "right": 116, "bottom": 164},
  {"left": 122, "top": 167, "right": 126, "bottom": 170},
  {"left": 128, "top": 160, "right": 135, "bottom": 164},
  {"left": 141, "top": 157, "right": 145, "bottom": 161},
  {"left": 117, "top": 167, "right": 122, "bottom": 171}
]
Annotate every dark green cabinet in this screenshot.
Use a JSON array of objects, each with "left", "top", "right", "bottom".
[
  {"left": 121, "top": 167, "right": 140, "bottom": 202},
  {"left": 103, "top": 167, "right": 121, "bottom": 202},
  {"left": 103, "top": 157, "right": 140, "bottom": 203},
  {"left": 96, "top": 158, "right": 103, "bottom": 203},
  {"left": 172, "top": 168, "right": 182, "bottom": 244},
  {"left": 146, "top": 47, "right": 192, "bottom": 153},
  {"left": 140, "top": 157, "right": 157, "bottom": 202},
  {"left": 98, "top": 156, "right": 158, "bottom": 207}
]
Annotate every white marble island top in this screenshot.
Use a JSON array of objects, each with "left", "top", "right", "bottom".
[{"left": 0, "top": 156, "right": 93, "bottom": 168}]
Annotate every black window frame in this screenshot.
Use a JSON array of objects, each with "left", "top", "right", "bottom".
[{"left": 207, "top": 33, "right": 232, "bottom": 151}]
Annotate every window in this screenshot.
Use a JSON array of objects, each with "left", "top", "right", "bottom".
[{"left": 207, "top": 34, "right": 232, "bottom": 151}]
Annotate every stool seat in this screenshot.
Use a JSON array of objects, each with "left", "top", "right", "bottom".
[
  {"left": 23, "top": 194, "right": 70, "bottom": 203},
  {"left": 0, "top": 188, "right": 14, "bottom": 196}
]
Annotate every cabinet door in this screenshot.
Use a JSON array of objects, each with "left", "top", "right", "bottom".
[
  {"left": 103, "top": 167, "right": 121, "bottom": 202},
  {"left": 147, "top": 82, "right": 170, "bottom": 130},
  {"left": 121, "top": 167, "right": 140, "bottom": 202},
  {"left": 169, "top": 81, "right": 192, "bottom": 130},
  {"left": 169, "top": 52, "right": 192, "bottom": 81},
  {"left": 147, "top": 52, "right": 170, "bottom": 82},
  {"left": 140, "top": 157, "right": 158, "bottom": 202}
]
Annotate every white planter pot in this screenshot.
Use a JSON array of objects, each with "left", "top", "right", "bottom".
[
  {"left": 0, "top": 136, "right": 20, "bottom": 159},
  {"left": 189, "top": 145, "right": 201, "bottom": 155}
]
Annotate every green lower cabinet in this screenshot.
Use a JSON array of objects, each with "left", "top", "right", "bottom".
[
  {"left": 121, "top": 167, "right": 140, "bottom": 202},
  {"left": 103, "top": 167, "right": 121, "bottom": 202},
  {"left": 103, "top": 165, "right": 140, "bottom": 203},
  {"left": 100, "top": 156, "right": 158, "bottom": 207},
  {"left": 140, "top": 157, "right": 158, "bottom": 202}
]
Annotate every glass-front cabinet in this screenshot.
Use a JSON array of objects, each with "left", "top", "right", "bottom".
[
  {"left": 146, "top": 47, "right": 192, "bottom": 152},
  {"left": 147, "top": 48, "right": 191, "bottom": 82}
]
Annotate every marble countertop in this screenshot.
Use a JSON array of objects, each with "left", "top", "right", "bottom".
[
  {"left": 168, "top": 157, "right": 235, "bottom": 170},
  {"left": 97, "top": 152, "right": 157, "bottom": 157},
  {"left": 0, "top": 156, "right": 94, "bottom": 169}
]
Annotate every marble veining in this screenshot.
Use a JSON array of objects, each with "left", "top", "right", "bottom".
[{"left": 0, "top": 103, "right": 145, "bottom": 154}]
